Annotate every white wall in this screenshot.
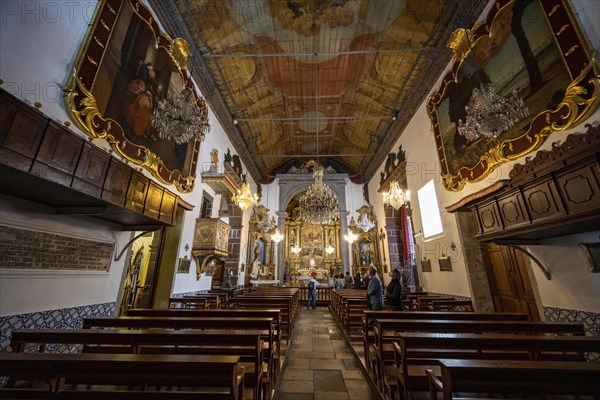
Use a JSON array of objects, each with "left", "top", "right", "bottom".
[
  {"left": 0, "top": 194, "right": 130, "bottom": 316},
  {"left": 369, "top": 0, "right": 600, "bottom": 307},
  {"left": 0, "top": 1, "right": 253, "bottom": 315}
]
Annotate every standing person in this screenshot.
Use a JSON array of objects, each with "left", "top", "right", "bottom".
[
  {"left": 344, "top": 271, "right": 353, "bottom": 288},
  {"left": 307, "top": 272, "right": 319, "bottom": 310},
  {"left": 366, "top": 265, "right": 384, "bottom": 310},
  {"left": 353, "top": 272, "right": 362, "bottom": 289},
  {"left": 335, "top": 274, "right": 345, "bottom": 289},
  {"left": 386, "top": 269, "right": 403, "bottom": 311}
]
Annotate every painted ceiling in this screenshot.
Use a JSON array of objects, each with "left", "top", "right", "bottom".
[{"left": 153, "top": 0, "right": 486, "bottom": 183}]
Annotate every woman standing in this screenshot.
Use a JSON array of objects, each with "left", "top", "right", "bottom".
[{"left": 386, "top": 269, "right": 403, "bottom": 311}]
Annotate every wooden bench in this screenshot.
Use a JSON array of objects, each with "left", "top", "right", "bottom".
[
  {"left": 431, "top": 299, "right": 473, "bottom": 312},
  {"left": 169, "top": 294, "right": 223, "bottom": 309},
  {"left": 427, "top": 359, "right": 600, "bottom": 400},
  {"left": 371, "top": 319, "right": 585, "bottom": 395},
  {"left": 361, "top": 311, "right": 529, "bottom": 381},
  {"left": 394, "top": 333, "right": 600, "bottom": 400},
  {"left": 125, "top": 308, "right": 282, "bottom": 367},
  {"left": 10, "top": 329, "right": 265, "bottom": 400},
  {"left": 229, "top": 297, "right": 294, "bottom": 339},
  {"left": 0, "top": 352, "right": 244, "bottom": 400},
  {"left": 82, "top": 315, "right": 278, "bottom": 397}
]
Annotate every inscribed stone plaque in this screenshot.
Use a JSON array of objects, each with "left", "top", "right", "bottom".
[{"left": 0, "top": 225, "right": 113, "bottom": 271}]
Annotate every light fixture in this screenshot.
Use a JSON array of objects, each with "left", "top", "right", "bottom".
[
  {"left": 457, "top": 83, "right": 529, "bottom": 142},
  {"left": 325, "top": 245, "right": 335, "bottom": 255},
  {"left": 299, "top": 163, "right": 340, "bottom": 224},
  {"left": 344, "top": 231, "right": 358, "bottom": 244},
  {"left": 291, "top": 245, "right": 301, "bottom": 254},
  {"left": 382, "top": 180, "right": 410, "bottom": 210},
  {"left": 233, "top": 182, "right": 258, "bottom": 211},
  {"left": 151, "top": 87, "right": 209, "bottom": 144},
  {"left": 357, "top": 212, "right": 375, "bottom": 232},
  {"left": 271, "top": 228, "right": 284, "bottom": 243}
]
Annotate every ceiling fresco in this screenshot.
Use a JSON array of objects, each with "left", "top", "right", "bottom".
[{"left": 153, "top": 0, "right": 486, "bottom": 183}]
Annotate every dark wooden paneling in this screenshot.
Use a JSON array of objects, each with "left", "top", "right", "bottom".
[
  {"left": 496, "top": 191, "right": 529, "bottom": 230},
  {"left": 101, "top": 159, "right": 131, "bottom": 207},
  {"left": 477, "top": 200, "right": 502, "bottom": 234},
  {"left": 72, "top": 143, "right": 110, "bottom": 197},
  {"left": 127, "top": 172, "right": 149, "bottom": 213},
  {"left": 522, "top": 179, "right": 565, "bottom": 224},
  {"left": 144, "top": 181, "right": 163, "bottom": 220},
  {"left": 159, "top": 190, "right": 177, "bottom": 224},
  {"left": 555, "top": 162, "right": 600, "bottom": 215},
  {"left": 0, "top": 95, "right": 47, "bottom": 172},
  {"left": 31, "top": 122, "right": 84, "bottom": 186}
]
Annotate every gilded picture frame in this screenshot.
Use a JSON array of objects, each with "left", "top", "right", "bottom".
[
  {"left": 65, "top": 0, "right": 210, "bottom": 193},
  {"left": 427, "top": 0, "right": 599, "bottom": 191}
]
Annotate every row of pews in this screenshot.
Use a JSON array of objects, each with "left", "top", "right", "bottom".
[
  {"left": 0, "top": 287, "right": 300, "bottom": 400},
  {"left": 331, "top": 289, "right": 600, "bottom": 400}
]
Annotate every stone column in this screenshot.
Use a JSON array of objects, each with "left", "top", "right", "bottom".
[
  {"left": 276, "top": 211, "right": 287, "bottom": 282},
  {"left": 225, "top": 197, "right": 243, "bottom": 287},
  {"left": 385, "top": 206, "right": 402, "bottom": 271},
  {"left": 339, "top": 211, "right": 350, "bottom": 273}
]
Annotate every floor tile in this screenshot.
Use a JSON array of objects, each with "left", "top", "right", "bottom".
[
  {"left": 279, "top": 380, "right": 314, "bottom": 393},
  {"left": 313, "top": 369, "right": 347, "bottom": 392},
  {"left": 282, "top": 368, "right": 314, "bottom": 381},
  {"left": 314, "top": 391, "right": 350, "bottom": 400}
]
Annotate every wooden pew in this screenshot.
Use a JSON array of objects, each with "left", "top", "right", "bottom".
[
  {"left": 10, "top": 329, "right": 265, "bottom": 400},
  {"left": 82, "top": 315, "right": 278, "bottom": 397},
  {"left": 427, "top": 359, "right": 600, "bottom": 400},
  {"left": 229, "top": 297, "right": 294, "bottom": 339},
  {"left": 361, "top": 311, "right": 529, "bottom": 381},
  {"left": 0, "top": 352, "right": 244, "bottom": 400},
  {"left": 125, "top": 308, "right": 282, "bottom": 367},
  {"left": 169, "top": 294, "right": 223, "bottom": 309},
  {"left": 371, "top": 319, "right": 585, "bottom": 395},
  {"left": 394, "top": 333, "right": 600, "bottom": 400},
  {"left": 431, "top": 299, "right": 473, "bottom": 312}
]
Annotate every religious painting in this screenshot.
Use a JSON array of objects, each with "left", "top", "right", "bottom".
[
  {"left": 302, "top": 224, "right": 323, "bottom": 257},
  {"left": 65, "top": 0, "right": 210, "bottom": 193},
  {"left": 421, "top": 258, "right": 432, "bottom": 273},
  {"left": 438, "top": 256, "right": 453, "bottom": 271},
  {"left": 359, "top": 239, "right": 374, "bottom": 266},
  {"left": 252, "top": 237, "right": 266, "bottom": 265},
  {"left": 427, "top": 0, "right": 599, "bottom": 191},
  {"left": 177, "top": 256, "right": 191, "bottom": 274}
]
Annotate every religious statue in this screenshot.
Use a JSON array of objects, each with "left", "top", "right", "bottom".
[
  {"left": 252, "top": 258, "right": 260, "bottom": 279},
  {"left": 209, "top": 149, "right": 219, "bottom": 172}
]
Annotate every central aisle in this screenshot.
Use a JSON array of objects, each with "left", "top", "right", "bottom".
[{"left": 274, "top": 305, "right": 380, "bottom": 400}]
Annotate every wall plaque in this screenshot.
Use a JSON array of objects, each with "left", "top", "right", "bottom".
[{"left": 0, "top": 225, "right": 114, "bottom": 271}]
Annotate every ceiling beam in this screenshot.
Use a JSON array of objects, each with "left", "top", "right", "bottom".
[{"left": 202, "top": 47, "right": 434, "bottom": 58}]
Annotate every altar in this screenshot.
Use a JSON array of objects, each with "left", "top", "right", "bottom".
[{"left": 249, "top": 279, "right": 280, "bottom": 287}]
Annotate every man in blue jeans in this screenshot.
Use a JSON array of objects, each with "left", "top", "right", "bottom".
[{"left": 307, "top": 272, "right": 319, "bottom": 309}]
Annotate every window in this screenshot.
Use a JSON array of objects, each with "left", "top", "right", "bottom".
[
  {"left": 200, "top": 193, "right": 213, "bottom": 218},
  {"left": 417, "top": 180, "right": 443, "bottom": 239}
]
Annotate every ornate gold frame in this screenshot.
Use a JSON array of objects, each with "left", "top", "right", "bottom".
[
  {"left": 427, "top": 0, "right": 599, "bottom": 191},
  {"left": 64, "top": 0, "right": 209, "bottom": 193}
]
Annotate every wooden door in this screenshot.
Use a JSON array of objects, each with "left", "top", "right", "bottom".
[{"left": 482, "top": 243, "right": 540, "bottom": 321}]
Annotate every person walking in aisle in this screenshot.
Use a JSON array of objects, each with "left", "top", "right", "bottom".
[
  {"left": 307, "top": 272, "right": 319, "bottom": 309},
  {"left": 344, "top": 271, "right": 353, "bottom": 288}
]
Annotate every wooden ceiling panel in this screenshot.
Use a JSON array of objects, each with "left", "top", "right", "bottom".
[{"left": 159, "top": 0, "right": 487, "bottom": 180}]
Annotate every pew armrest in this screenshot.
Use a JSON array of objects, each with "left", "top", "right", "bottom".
[{"left": 426, "top": 368, "right": 443, "bottom": 400}]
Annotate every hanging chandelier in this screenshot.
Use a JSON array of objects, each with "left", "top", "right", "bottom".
[
  {"left": 232, "top": 182, "right": 258, "bottom": 211},
  {"left": 291, "top": 245, "right": 301, "bottom": 254},
  {"left": 382, "top": 180, "right": 410, "bottom": 210},
  {"left": 344, "top": 231, "right": 357, "bottom": 244},
  {"left": 271, "top": 228, "right": 284, "bottom": 243},
  {"left": 299, "top": 163, "right": 340, "bottom": 224},
  {"left": 325, "top": 245, "right": 335, "bottom": 255},
  {"left": 151, "top": 87, "right": 210, "bottom": 145},
  {"left": 457, "top": 83, "right": 529, "bottom": 142}
]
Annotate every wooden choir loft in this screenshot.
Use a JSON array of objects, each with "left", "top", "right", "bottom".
[{"left": 0, "top": 0, "right": 599, "bottom": 399}]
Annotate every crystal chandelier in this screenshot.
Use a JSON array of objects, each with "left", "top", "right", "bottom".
[
  {"left": 232, "top": 182, "right": 258, "bottom": 211},
  {"left": 151, "top": 87, "right": 209, "bottom": 145},
  {"left": 299, "top": 164, "right": 340, "bottom": 224},
  {"left": 382, "top": 180, "right": 410, "bottom": 210},
  {"left": 344, "top": 231, "right": 358, "bottom": 244},
  {"left": 271, "top": 228, "right": 284, "bottom": 243},
  {"left": 457, "top": 83, "right": 529, "bottom": 142},
  {"left": 291, "top": 245, "right": 301, "bottom": 254},
  {"left": 325, "top": 245, "right": 335, "bottom": 255}
]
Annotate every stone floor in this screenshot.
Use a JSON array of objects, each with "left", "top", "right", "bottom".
[{"left": 273, "top": 306, "right": 381, "bottom": 400}]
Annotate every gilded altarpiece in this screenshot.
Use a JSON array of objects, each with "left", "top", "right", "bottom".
[
  {"left": 350, "top": 205, "right": 383, "bottom": 277},
  {"left": 285, "top": 218, "right": 342, "bottom": 281}
]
